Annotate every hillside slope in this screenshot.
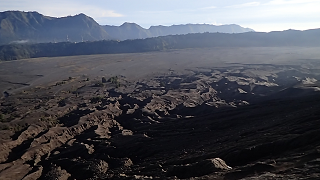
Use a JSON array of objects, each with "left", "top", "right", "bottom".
[{"left": 0, "top": 11, "right": 110, "bottom": 44}]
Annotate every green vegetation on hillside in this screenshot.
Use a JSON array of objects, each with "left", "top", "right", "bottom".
[{"left": 108, "top": 76, "right": 121, "bottom": 88}]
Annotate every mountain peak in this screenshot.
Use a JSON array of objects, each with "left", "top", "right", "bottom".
[
  {"left": 74, "top": 13, "right": 89, "bottom": 18},
  {"left": 121, "top": 22, "right": 140, "bottom": 27}
]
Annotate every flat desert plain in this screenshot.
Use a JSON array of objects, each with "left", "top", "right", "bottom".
[{"left": 1, "top": 47, "right": 320, "bottom": 95}]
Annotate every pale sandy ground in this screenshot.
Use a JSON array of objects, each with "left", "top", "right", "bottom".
[{"left": 1, "top": 47, "right": 320, "bottom": 96}]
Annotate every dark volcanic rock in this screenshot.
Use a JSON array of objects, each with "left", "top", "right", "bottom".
[
  {"left": 166, "top": 158, "right": 231, "bottom": 178},
  {"left": 1, "top": 50, "right": 320, "bottom": 179}
]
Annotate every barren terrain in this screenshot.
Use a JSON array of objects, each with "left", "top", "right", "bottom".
[{"left": 0, "top": 47, "right": 320, "bottom": 179}]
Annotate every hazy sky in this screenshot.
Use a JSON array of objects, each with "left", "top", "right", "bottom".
[{"left": 1, "top": 0, "right": 319, "bottom": 32}]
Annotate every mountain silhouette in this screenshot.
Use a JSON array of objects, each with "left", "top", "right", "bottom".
[
  {"left": 103, "top": 23, "right": 254, "bottom": 41},
  {"left": 0, "top": 11, "right": 254, "bottom": 45},
  {"left": 0, "top": 11, "right": 110, "bottom": 44}
]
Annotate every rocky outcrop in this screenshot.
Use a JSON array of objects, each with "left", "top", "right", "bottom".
[
  {"left": 166, "top": 158, "right": 232, "bottom": 178},
  {"left": 43, "top": 165, "right": 70, "bottom": 180},
  {"left": 0, "top": 61, "right": 320, "bottom": 179}
]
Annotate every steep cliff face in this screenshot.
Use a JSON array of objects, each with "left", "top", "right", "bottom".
[{"left": 0, "top": 11, "right": 110, "bottom": 44}]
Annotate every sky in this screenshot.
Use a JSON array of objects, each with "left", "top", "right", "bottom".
[{"left": 1, "top": 0, "right": 320, "bottom": 32}]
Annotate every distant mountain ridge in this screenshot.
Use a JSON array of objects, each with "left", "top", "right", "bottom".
[
  {"left": 103, "top": 23, "right": 254, "bottom": 40},
  {"left": 1, "top": 27, "right": 319, "bottom": 61},
  {"left": 0, "top": 11, "right": 254, "bottom": 45}
]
